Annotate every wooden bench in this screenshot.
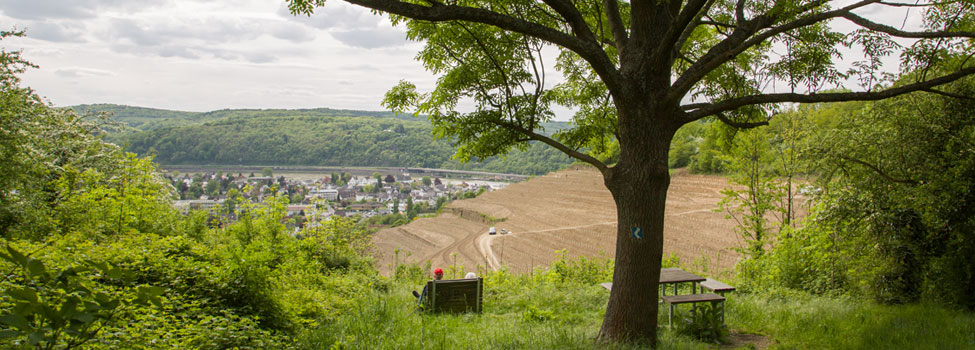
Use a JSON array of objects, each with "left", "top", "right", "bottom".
[
  {"left": 421, "top": 278, "right": 483, "bottom": 313},
  {"left": 660, "top": 293, "right": 725, "bottom": 327},
  {"left": 700, "top": 278, "right": 736, "bottom": 295}
]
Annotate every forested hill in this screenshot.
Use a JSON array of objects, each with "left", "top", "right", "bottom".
[
  {"left": 75, "top": 104, "right": 574, "bottom": 175},
  {"left": 72, "top": 104, "right": 408, "bottom": 131}
]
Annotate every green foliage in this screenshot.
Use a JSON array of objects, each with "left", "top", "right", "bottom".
[
  {"left": 0, "top": 40, "right": 388, "bottom": 347},
  {"left": 549, "top": 250, "right": 613, "bottom": 285},
  {"left": 717, "top": 128, "right": 786, "bottom": 258},
  {"left": 0, "top": 34, "right": 140, "bottom": 239},
  {"left": 730, "top": 292, "right": 975, "bottom": 350},
  {"left": 673, "top": 302, "right": 728, "bottom": 344},
  {"left": 795, "top": 76, "right": 975, "bottom": 308},
  {"left": 102, "top": 105, "right": 573, "bottom": 175},
  {"left": 688, "top": 121, "right": 736, "bottom": 173},
  {"left": 669, "top": 122, "right": 705, "bottom": 169},
  {"left": 0, "top": 244, "right": 161, "bottom": 349},
  {"left": 733, "top": 76, "right": 975, "bottom": 310}
]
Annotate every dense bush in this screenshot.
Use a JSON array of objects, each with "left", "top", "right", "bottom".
[
  {"left": 0, "top": 36, "right": 389, "bottom": 347},
  {"left": 733, "top": 76, "right": 975, "bottom": 310}
]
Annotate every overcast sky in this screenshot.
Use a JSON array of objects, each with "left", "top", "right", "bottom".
[
  {"left": 1, "top": 0, "right": 439, "bottom": 113},
  {"left": 1, "top": 0, "right": 922, "bottom": 116}
]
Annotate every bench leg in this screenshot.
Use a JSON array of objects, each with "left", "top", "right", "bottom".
[
  {"left": 717, "top": 292, "right": 726, "bottom": 324},
  {"left": 721, "top": 299, "right": 726, "bottom": 324},
  {"left": 668, "top": 302, "right": 674, "bottom": 328}
]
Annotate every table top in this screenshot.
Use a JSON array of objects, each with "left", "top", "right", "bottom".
[
  {"left": 598, "top": 268, "right": 705, "bottom": 291},
  {"left": 659, "top": 267, "right": 705, "bottom": 284}
]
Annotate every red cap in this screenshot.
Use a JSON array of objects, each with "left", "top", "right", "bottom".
[{"left": 434, "top": 268, "right": 443, "bottom": 275}]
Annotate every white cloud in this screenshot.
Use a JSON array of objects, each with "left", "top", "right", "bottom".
[
  {"left": 25, "top": 21, "right": 88, "bottom": 43},
  {"left": 280, "top": 1, "right": 409, "bottom": 49},
  {"left": 278, "top": 1, "right": 382, "bottom": 30},
  {"left": 54, "top": 67, "right": 117, "bottom": 78},
  {"left": 0, "top": 0, "right": 171, "bottom": 20},
  {"left": 331, "top": 28, "right": 409, "bottom": 49}
]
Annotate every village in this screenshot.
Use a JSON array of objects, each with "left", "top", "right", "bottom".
[{"left": 169, "top": 168, "right": 510, "bottom": 231}]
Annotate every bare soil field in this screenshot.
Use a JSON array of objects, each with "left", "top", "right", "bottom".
[{"left": 372, "top": 166, "right": 744, "bottom": 276}]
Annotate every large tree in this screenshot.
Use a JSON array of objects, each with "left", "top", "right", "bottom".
[{"left": 288, "top": 0, "right": 974, "bottom": 344}]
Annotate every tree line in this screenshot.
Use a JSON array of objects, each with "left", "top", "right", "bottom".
[{"left": 88, "top": 106, "right": 575, "bottom": 175}]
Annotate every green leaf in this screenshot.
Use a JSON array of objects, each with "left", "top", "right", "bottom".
[
  {"left": 6, "top": 287, "right": 38, "bottom": 304},
  {"left": 0, "top": 329, "right": 19, "bottom": 339},
  {"left": 106, "top": 267, "right": 124, "bottom": 279},
  {"left": 138, "top": 285, "right": 166, "bottom": 297},
  {"left": 26, "top": 258, "right": 46, "bottom": 277},
  {"left": 93, "top": 292, "right": 112, "bottom": 304},
  {"left": 104, "top": 298, "right": 120, "bottom": 310},
  {"left": 0, "top": 314, "right": 32, "bottom": 332},
  {"left": 72, "top": 312, "right": 95, "bottom": 323},
  {"left": 27, "top": 330, "right": 46, "bottom": 346},
  {"left": 37, "top": 303, "right": 56, "bottom": 322},
  {"left": 59, "top": 296, "right": 80, "bottom": 318},
  {"left": 6, "top": 245, "right": 27, "bottom": 266}
]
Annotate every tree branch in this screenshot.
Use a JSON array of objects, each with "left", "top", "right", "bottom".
[
  {"left": 657, "top": 0, "right": 711, "bottom": 62},
  {"left": 670, "top": 0, "right": 871, "bottom": 100},
  {"left": 840, "top": 12, "right": 975, "bottom": 38},
  {"left": 684, "top": 66, "right": 975, "bottom": 120},
  {"left": 455, "top": 23, "right": 517, "bottom": 115},
  {"left": 603, "top": 0, "right": 628, "bottom": 52},
  {"left": 674, "top": 0, "right": 721, "bottom": 64},
  {"left": 879, "top": 0, "right": 962, "bottom": 7},
  {"left": 494, "top": 118, "right": 609, "bottom": 173},
  {"left": 735, "top": 0, "right": 746, "bottom": 23},
  {"left": 715, "top": 112, "right": 770, "bottom": 129},
  {"left": 922, "top": 87, "right": 975, "bottom": 101},
  {"left": 818, "top": 148, "right": 919, "bottom": 185},
  {"left": 337, "top": 0, "right": 624, "bottom": 94},
  {"left": 541, "top": 0, "right": 600, "bottom": 43}
]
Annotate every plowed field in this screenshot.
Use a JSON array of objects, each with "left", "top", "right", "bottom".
[{"left": 372, "top": 166, "right": 745, "bottom": 276}]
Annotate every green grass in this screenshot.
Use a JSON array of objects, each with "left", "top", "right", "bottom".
[
  {"left": 296, "top": 277, "right": 714, "bottom": 350},
  {"left": 295, "top": 267, "right": 975, "bottom": 350},
  {"left": 729, "top": 291, "right": 975, "bottom": 349}
]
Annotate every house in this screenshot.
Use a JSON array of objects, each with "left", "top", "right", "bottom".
[
  {"left": 287, "top": 205, "right": 314, "bottom": 217},
  {"left": 174, "top": 199, "right": 224, "bottom": 214},
  {"left": 348, "top": 203, "right": 383, "bottom": 211},
  {"left": 322, "top": 188, "right": 339, "bottom": 201},
  {"left": 338, "top": 189, "right": 357, "bottom": 201}
]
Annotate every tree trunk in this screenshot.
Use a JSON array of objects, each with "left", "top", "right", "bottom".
[{"left": 598, "top": 110, "right": 676, "bottom": 346}]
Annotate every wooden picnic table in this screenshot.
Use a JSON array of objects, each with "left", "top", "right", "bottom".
[
  {"left": 659, "top": 267, "right": 706, "bottom": 295},
  {"left": 599, "top": 267, "right": 706, "bottom": 295}
]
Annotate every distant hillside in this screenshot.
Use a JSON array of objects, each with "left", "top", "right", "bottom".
[
  {"left": 72, "top": 104, "right": 409, "bottom": 132},
  {"left": 77, "top": 104, "right": 574, "bottom": 175}
]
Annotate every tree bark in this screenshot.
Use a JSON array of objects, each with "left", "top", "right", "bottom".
[{"left": 598, "top": 107, "right": 676, "bottom": 345}]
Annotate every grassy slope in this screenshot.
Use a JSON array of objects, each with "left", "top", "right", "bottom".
[
  {"left": 295, "top": 268, "right": 975, "bottom": 350},
  {"left": 298, "top": 277, "right": 711, "bottom": 350},
  {"left": 730, "top": 292, "right": 975, "bottom": 349}
]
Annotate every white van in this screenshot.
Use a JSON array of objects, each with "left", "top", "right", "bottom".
[{"left": 489, "top": 227, "right": 497, "bottom": 235}]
